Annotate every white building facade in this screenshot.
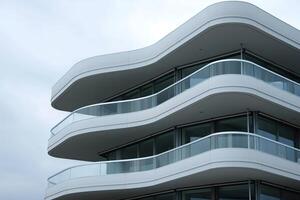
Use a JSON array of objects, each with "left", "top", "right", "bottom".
[{"left": 46, "top": 2, "right": 300, "bottom": 200}]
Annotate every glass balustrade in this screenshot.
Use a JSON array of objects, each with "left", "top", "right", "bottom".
[
  {"left": 48, "top": 132, "right": 300, "bottom": 187},
  {"left": 51, "top": 59, "right": 300, "bottom": 136}
]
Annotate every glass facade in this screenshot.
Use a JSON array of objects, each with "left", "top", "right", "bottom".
[
  {"left": 257, "top": 115, "right": 297, "bottom": 147},
  {"left": 182, "top": 123, "right": 212, "bottom": 144},
  {"left": 155, "top": 131, "right": 176, "bottom": 154},
  {"left": 130, "top": 182, "right": 299, "bottom": 200},
  {"left": 218, "top": 184, "right": 253, "bottom": 200},
  {"left": 182, "top": 188, "right": 212, "bottom": 200},
  {"left": 108, "top": 51, "right": 300, "bottom": 104},
  {"left": 260, "top": 184, "right": 300, "bottom": 200},
  {"left": 100, "top": 53, "right": 300, "bottom": 162},
  {"left": 215, "top": 116, "right": 248, "bottom": 132},
  {"left": 109, "top": 54, "right": 242, "bottom": 102},
  {"left": 103, "top": 113, "right": 299, "bottom": 161},
  {"left": 244, "top": 53, "right": 300, "bottom": 83}
]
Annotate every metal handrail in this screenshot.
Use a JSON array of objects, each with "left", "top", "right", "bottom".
[
  {"left": 50, "top": 59, "right": 300, "bottom": 136},
  {"left": 48, "top": 131, "right": 300, "bottom": 186}
]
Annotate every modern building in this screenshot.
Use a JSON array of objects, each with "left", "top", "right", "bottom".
[{"left": 45, "top": 1, "right": 300, "bottom": 200}]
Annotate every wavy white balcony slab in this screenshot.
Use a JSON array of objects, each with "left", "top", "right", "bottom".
[
  {"left": 45, "top": 148, "right": 300, "bottom": 200},
  {"left": 51, "top": 1, "right": 300, "bottom": 111},
  {"left": 48, "top": 74, "right": 300, "bottom": 161}
]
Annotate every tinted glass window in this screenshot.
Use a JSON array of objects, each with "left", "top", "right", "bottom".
[
  {"left": 182, "top": 188, "right": 211, "bottom": 200},
  {"left": 182, "top": 123, "right": 212, "bottom": 144},
  {"left": 155, "top": 193, "right": 176, "bottom": 200},
  {"left": 139, "top": 139, "right": 154, "bottom": 157},
  {"left": 281, "top": 190, "right": 300, "bottom": 200},
  {"left": 260, "top": 184, "right": 280, "bottom": 200},
  {"left": 122, "top": 89, "right": 140, "bottom": 100},
  {"left": 106, "top": 151, "right": 117, "bottom": 160},
  {"left": 154, "top": 73, "right": 174, "bottom": 93},
  {"left": 278, "top": 124, "right": 295, "bottom": 147},
  {"left": 156, "top": 131, "right": 175, "bottom": 154},
  {"left": 218, "top": 184, "right": 249, "bottom": 200},
  {"left": 215, "top": 116, "right": 247, "bottom": 132},
  {"left": 141, "top": 197, "right": 154, "bottom": 200},
  {"left": 181, "top": 63, "right": 205, "bottom": 78},
  {"left": 120, "top": 144, "right": 138, "bottom": 159},
  {"left": 257, "top": 116, "right": 277, "bottom": 140},
  {"left": 140, "top": 83, "right": 153, "bottom": 97}
]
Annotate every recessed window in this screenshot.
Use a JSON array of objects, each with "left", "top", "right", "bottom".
[
  {"left": 155, "top": 193, "right": 176, "bottom": 200},
  {"left": 182, "top": 188, "right": 211, "bottom": 200},
  {"left": 260, "top": 184, "right": 280, "bottom": 200},
  {"left": 215, "top": 116, "right": 247, "bottom": 132},
  {"left": 120, "top": 144, "right": 138, "bottom": 159},
  {"left": 155, "top": 131, "right": 176, "bottom": 154},
  {"left": 139, "top": 139, "right": 154, "bottom": 157},
  {"left": 257, "top": 116, "right": 277, "bottom": 140},
  {"left": 218, "top": 184, "right": 250, "bottom": 200},
  {"left": 182, "top": 123, "right": 212, "bottom": 144}
]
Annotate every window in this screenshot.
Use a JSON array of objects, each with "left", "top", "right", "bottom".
[
  {"left": 260, "top": 184, "right": 280, "bottom": 200},
  {"left": 281, "top": 190, "right": 300, "bottom": 200},
  {"left": 121, "top": 89, "right": 140, "bottom": 100},
  {"left": 257, "top": 116, "right": 277, "bottom": 140},
  {"left": 120, "top": 144, "right": 138, "bottom": 159},
  {"left": 181, "top": 63, "right": 206, "bottom": 78},
  {"left": 154, "top": 73, "right": 174, "bottom": 93},
  {"left": 278, "top": 124, "right": 295, "bottom": 147},
  {"left": 257, "top": 115, "right": 298, "bottom": 151},
  {"left": 244, "top": 53, "right": 300, "bottom": 83},
  {"left": 218, "top": 184, "right": 251, "bottom": 200},
  {"left": 139, "top": 139, "right": 154, "bottom": 157},
  {"left": 106, "top": 151, "right": 117, "bottom": 160},
  {"left": 155, "top": 131, "right": 176, "bottom": 154},
  {"left": 215, "top": 116, "right": 248, "bottom": 132},
  {"left": 182, "top": 123, "right": 212, "bottom": 144},
  {"left": 182, "top": 188, "right": 211, "bottom": 200},
  {"left": 140, "top": 83, "right": 154, "bottom": 97},
  {"left": 155, "top": 193, "right": 176, "bottom": 200}
]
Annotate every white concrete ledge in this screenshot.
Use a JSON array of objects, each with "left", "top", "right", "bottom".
[
  {"left": 48, "top": 75, "right": 300, "bottom": 161},
  {"left": 45, "top": 148, "right": 300, "bottom": 200}
]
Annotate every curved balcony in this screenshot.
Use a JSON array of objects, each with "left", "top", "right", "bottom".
[
  {"left": 51, "top": 59, "right": 300, "bottom": 137},
  {"left": 46, "top": 132, "right": 300, "bottom": 200},
  {"left": 51, "top": 1, "right": 300, "bottom": 111}
]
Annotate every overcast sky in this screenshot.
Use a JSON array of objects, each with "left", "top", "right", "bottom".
[{"left": 1, "top": 0, "right": 299, "bottom": 199}]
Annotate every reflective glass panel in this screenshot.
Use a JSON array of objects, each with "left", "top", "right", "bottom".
[
  {"left": 215, "top": 116, "right": 247, "bottom": 132},
  {"left": 218, "top": 184, "right": 249, "bottom": 200},
  {"left": 260, "top": 184, "right": 280, "bottom": 200},
  {"left": 181, "top": 63, "right": 205, "bottom": 78},
  {"left": 155, "top": 193, "right": 176, "bottom": 200},
  {"left": 278, "top": 124, "right": 295, "bottom": 147},
  {"left": 182, "top": 123, "right": 212, "bottom": 144},
  {"left": 154, "top": 73, "right": 174, "bottom": 93},
  {"left": 257, "top": 116, "right": 277, "bottom": 140},
  {"left": 120, "top": 144, "right": 138, "bottom": 159},
  {"left": 122, "top": 89, "right": 140, "bottom": 100},
  {"left": 281, "top": 190, "right": 300, "bottom": 200},
  {"left": 155, "top": 131, "right": 176, "bottom": 154},
  {"left": 139, "top": 139, "right": 154, "bottom": 157},
  {"left": 140, "top": 84, "right": 154, "bottom": 97},
  {"left": 182, "top": 188, "right": 211, "bottom": 200}
]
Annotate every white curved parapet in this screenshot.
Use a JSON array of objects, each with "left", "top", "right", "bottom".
[
  {"left": 48, "top": 59, "right": 300, "bottom": 160},
  {"left": 51, "top": 1, "right": 300, "bottom": 111},
  {"left": 45, "top": 132, "right": 300, "bottom": 200},
  {"left": 50, "top": 59, "right": 300, "bottom": 136}
]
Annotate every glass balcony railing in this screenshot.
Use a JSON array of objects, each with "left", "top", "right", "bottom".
[
  {"left": 48, "top": 132, "right": 300, "bottom": 187},
  {"left": 51, "top": 59, "right": 300, "bottom": 136}
]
